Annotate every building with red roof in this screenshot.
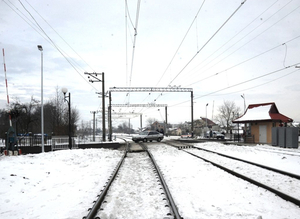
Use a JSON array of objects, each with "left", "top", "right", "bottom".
[{"left": 233, "top": 102, "right": 293, "bottom": 144}]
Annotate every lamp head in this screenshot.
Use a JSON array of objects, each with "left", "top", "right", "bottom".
[
  {"left": 37, "top": 45, "right": 43, "bottom": 51},
  {"left": 61, "top": 87, "right": 68, "bottom": 95}
]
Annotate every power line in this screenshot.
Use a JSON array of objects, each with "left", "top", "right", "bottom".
[
  {"left": 206, "top": 69, "right": 299, "bottom": 97},
  {"left": 168, "top": 0, "right": 247, "bottom": 86},
  {"left": 181, "top": 1, "right": 299, "bottom": 87},
  {"left": 170, "top": 63, "right": 300, "bottom": 107},
  {"left": 125, "top": 0, "right": 136, "bottom": 29},
  {"left": 7, "top": 0, "right": 98, "bottom": 91},
  {"left": 24, "top": 0, "right": 96, "bottom": 73},
  {"left": 155, "top": 0, "right": 206, "bottom": 86},
  {"left": 128, "top": 0, "right": 142, "bottom": 87},
  {"left": 194, "top": 63, "right": 300, "bottom": 99},
  {"left": 180, "top": 0, "right": 281, "bottom": 84},
  {"left": 185, "top": 35, "right": 300, "bottom": 86}
]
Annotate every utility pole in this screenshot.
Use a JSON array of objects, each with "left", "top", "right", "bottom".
[
  {"left": 129, "top": 119, "right": 131, "bottom": 135},
  {"left": 108, "top": 91, "right": 112, "bottom": 141},
  {"left": 165, "top": 106, "right": 168, "bottom": 136},
  {"left": 206, "top": 103, "right": 209, "bottom": 131},
  {"left": 85, "top": 72, "right": 106, "bottom": 141},
  {"left": 191, "top": 91, "right": 194, "bottom": 137},
  {"left": 90, "top": 111, "right": 98, "bottom": 141},
  {"left": 212, "top": 100, "right": 214, "bottom": 121}
]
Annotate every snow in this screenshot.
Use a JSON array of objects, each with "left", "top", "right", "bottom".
[
  {"left": 190, "top": 144, "right": 300, "bottom": 200},
  {"left": 1, "top": 141, "right": 300, "bottom": 219},
  {"left": 0, "top": 149, "right": 123, "bottom": 219},
  {"left": 235, "top": 105, "right": 271, "bottom": 121},
  {"left": 97, "top": 152, "right": 169, "bottom": 218}
]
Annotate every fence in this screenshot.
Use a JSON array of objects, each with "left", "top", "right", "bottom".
[
  {"left": 51, "top": 136, "right": 78, "bottom": 150},
  {"left": 17, "top": 135, "right": 52, "bottom": 147},
  {"left": 2, "top": 135, "right": 77, "bottom": 151}
]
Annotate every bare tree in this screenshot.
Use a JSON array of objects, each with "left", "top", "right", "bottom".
[
  {"left": 146, "top": 117, "right": 156, "bottom": 128},
  {"left": 10, "top": 97, "right": 39, "bottom": 134},
  {"left": 47, "top": 86, "right": 65, "bottom": 130},
  {"left": 46, "top": 86, "right": 79, "bottom": 135},
  {"left": 215, "top": 100, "right": 241, "bottom": 133},
  {"left": 0, "top": 87, "right": 81, "bottom": 137}
]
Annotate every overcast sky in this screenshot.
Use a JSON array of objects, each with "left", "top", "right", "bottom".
[{"left": 1, "top": 0, "right": 300, "bottom": 129}]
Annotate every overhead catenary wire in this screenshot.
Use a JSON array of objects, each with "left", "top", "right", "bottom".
[
  {"left": 114, "top": 1, "right": 298, "bottom": 125},
  {"left": 155, "top": 0, "right": 206, "bottom": 86},
  {"left": 184, "top": 35, "right": 300, "bottom": 87},
  {"left": 179, "top": 0, "right": 282, "bottom": 84},
  {"left": 125, "top": 0, "right": 137, "bottom": 87},
  {"left": 206, "top": 69, "right": 299, "bottom": 97},
  {"left": 123, "top": 0, "right": 142, "bottom": 109},
  {"left": 168, "top": 0, "right": 247, "bottom": 86},
  {"left": 6, "top": 0, "right": 98, "bottom": 91},
  {"left": 193, "top": 65, "right": 300, "bottom": 99},
  {"left": 24, "top": 0, "right": 96, "bottom": 73},
  {"left": 182, "top": 1, "right": 300, "bottom": 87},
  {"left": 170, "top": 63, "right": 300, "bottom": 107},
  {"left": 126, "top": 0, "right": 247, "bottom": 118},
  {"left": 128, "top": 0, "right": 141, "bottom": 87},
  {"left": 132, "top": 0, "right": 207, "bottom": 116}
]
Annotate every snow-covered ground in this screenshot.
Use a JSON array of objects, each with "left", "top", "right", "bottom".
[
  {"left": 0, "top": 149, "right": 124, "bottom": 219},
  {"left": 1, "top": 140, "right": 300, "bottom": 219}
]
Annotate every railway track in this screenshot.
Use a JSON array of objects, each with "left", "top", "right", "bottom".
[
  {"left": 164, "top": 141, "right": 300, "bottom": 208},
  {"left": 83, "top": 141, "right": 182, "bottom": 219},
  {"left": 254, "top": 146, "right": 300, "bottom": 157}
]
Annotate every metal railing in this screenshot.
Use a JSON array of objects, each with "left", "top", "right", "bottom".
[
  {"left": 51, "top": 137, "right": 78, "bottom": 150},
  {"left": 17, "top": 136, "right": 51, "bottom": 147},
  {"left": 12, "top": 136, "right": 77, "bottom": 150}
]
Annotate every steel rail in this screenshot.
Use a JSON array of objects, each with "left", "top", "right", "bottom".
[
  {"left": 165, "top": 141, "right": 300, "bottom": 180},
  {"left": 141, "top": 143, "right": 182, "bottom": 219},
  {"left": 192, "top": 145, "right": 300, "bottom": 180},
  {"left": 181, "top": 148, "right": 300, "bottom": 208},
  {"left": 83, "top": 144, "right": 128, "bottom": 219}
]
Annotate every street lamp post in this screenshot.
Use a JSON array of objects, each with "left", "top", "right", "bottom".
[
  {"left": 241, "top": 94, "right": 246, "bottom": 142},
  {"left": 206, "top": 103, "right": 209, "bottom": 127},
  {"left": 37, "top": 45, "right": 44, "bottom": 153},
  {"left": 206, "top": 103, "right": 208, "bottom": 136},
  {"left": 62, "top": 88, "right": 72, "bottom": 149},
  {"left": 241, "top": 94, "right": 246, "bottom": 113}
]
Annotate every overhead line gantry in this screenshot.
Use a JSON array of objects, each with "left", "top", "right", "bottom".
[
  {"left": 111, "top": 103, "right": 168, "bottom": 131},
  {"left": 107, "top": 87, "right": 194, "bottom": 141}
]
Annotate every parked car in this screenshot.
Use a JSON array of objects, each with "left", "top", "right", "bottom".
[
  {"left": 181, "top": 134, "right": 192, "bottom": 138},
  {"left": 206, "top": 131, "right": 225, "bottom": 139},
  {"left": 132, "top": 131, "right": 164, "bottom": 143}
]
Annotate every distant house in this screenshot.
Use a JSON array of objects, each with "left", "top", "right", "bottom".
[
  {"left": 151, "top": 121, "right": 165, "bottom": 134},
  {"left": 233, "top": 102, "right": 293, "bottom": 144},
  {"left": 200, "top": 117, "right": 218, "bottom": 129},
  {"left": 169, "top": 127, "right": 182, "bottom": 136}
]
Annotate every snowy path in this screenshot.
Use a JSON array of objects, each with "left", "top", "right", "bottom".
[{"left": 96, "top": 152, "right": 170, "bottom": 219}]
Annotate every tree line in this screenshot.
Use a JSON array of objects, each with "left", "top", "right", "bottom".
[
  {"left": 1, "top": 91, "right": 242, "bottom": 139},
  {"left": 0, "top": 87, "right": 79, "bottom": 139}
]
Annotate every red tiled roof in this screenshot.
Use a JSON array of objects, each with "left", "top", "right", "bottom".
[
  {"left": 269, "top": 113, "right": 293, "bottom": 122},
  {"left": 200, "top": 117, "right": 217, "bottom": 126},
  {"left": 233, "top": 102, "right": 293, "bottom": 123}
]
